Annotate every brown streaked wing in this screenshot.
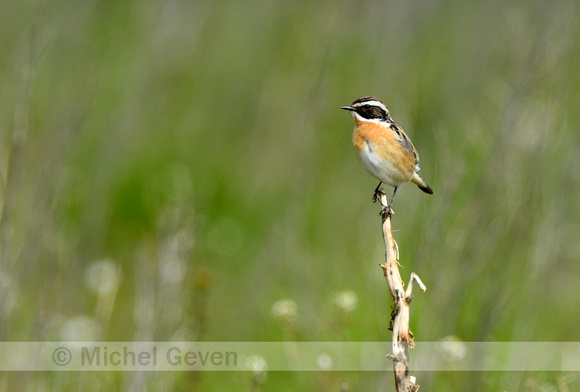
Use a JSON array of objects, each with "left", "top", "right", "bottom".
[{"left": 389, "top": 122, "right": 419, "bottom": 163}]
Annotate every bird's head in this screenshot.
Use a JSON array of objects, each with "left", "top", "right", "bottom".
[{"left": 341, "top": 96, "right": 390, "bottom": 123}]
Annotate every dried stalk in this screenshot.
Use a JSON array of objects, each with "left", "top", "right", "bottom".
[{"left": 375, "top": 189, "right": 426, "bottom": 392}]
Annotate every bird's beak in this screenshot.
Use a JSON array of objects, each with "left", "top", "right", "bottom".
[{"left": 341, "top": 105, "right": 354, "bottom": 111}]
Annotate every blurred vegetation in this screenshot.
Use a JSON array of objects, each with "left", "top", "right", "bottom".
[{"left": 1, "top": 0, "right": 580, "bottom": 390}]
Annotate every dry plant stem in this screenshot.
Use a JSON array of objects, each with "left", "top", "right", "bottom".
[{"left": 376, "top": 190, "right": 426, "bottom": 392}]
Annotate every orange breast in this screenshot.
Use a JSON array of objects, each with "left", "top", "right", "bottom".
[{"left": 352, "top": 122, "right": 416, "bottom": 182}]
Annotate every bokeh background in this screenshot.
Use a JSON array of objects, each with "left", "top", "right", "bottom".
[{"left": 2, "top": 0, "right": 580, "bottom": 390}]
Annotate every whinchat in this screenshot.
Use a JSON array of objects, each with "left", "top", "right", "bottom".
[{"left": 341, "top": 96, "right": 433, "bottom": 211}]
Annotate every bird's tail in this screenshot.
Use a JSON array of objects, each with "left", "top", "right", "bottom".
[{"left": 411, "top": 173, "right": 433, "bottom": 194}]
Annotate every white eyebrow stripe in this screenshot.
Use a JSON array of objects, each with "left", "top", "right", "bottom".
[{"left": 354, "top": 100, "right": 388, "bottom": 113}]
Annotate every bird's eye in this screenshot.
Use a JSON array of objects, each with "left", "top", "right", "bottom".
[{"left": 363, "top": 105, "right": 371, "bottom": 109}]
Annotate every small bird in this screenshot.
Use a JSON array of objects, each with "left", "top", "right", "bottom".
[{"left": 341, "top": 96, "right": 433, "bottom": 212}]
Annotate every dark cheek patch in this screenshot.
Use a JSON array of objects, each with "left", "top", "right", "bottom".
[
  {"left": 371, "top": 107, "right": 383, "bottom": 118},
  {"left": 359, "top": 106, "right": 388, "bottom": 120}
]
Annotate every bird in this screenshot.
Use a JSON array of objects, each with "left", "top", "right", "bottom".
[{"left": 341, "top": 96, "right": 433, "bottom": 213}]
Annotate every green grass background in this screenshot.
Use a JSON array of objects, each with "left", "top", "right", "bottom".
[{"left": 1, "top": 0, "right": 580, "bottom": 390}]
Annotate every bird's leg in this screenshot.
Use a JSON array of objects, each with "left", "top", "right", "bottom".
[
  {"left": 373, "top": 182, "right": 392, "bottom": 217},
  {"left": 385, "top": 186, "right": 398, "bottom": 215},
  {"left": 372, "top": 182, "right": 384, "bottom": 204}
]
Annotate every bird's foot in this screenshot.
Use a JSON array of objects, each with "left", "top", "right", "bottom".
[
  {"left": 373, "top": 186, "right": 385, "bottom": 205},
  {"left": 380, "top": 205, "right": 394, "bottom": 218}
]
